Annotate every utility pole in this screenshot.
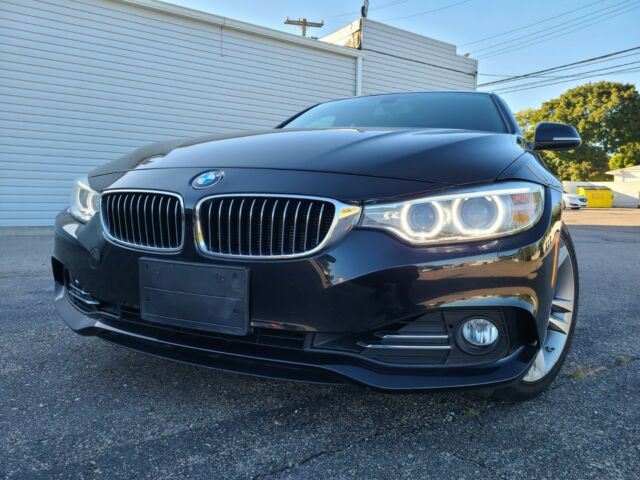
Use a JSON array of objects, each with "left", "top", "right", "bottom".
[
  {"left": 361, "top": 0, "right": 369, "bottom": 18},
  {"left": 284, "top": 17, "right": 324, "bottom": 37}
]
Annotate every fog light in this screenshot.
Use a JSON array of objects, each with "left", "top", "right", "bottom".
[{"left": 461, "top": 317, "right": 499, "bottom": 347}]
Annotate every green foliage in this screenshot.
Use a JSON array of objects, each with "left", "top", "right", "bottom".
[
  {"left": 609, "top": 142, "right": 640, "bottom": 170},
  {"left": 515, "top": 82, "right": 640, "bottom": 180},
  {"left": 545, "top": 145, "right": 610, "bottom": 181}
]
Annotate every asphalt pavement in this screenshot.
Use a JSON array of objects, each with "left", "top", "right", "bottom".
[{"left": 1, "top": 210, "right": 639, "bottom": 479}]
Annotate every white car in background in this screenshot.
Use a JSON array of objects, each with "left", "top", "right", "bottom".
[{"left": 563, "top": 192, "right": 588, "bottom": 209}]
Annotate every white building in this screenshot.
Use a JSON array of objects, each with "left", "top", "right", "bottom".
[
  {"left": 563, "top": 165, "right": 640, "bottom": 208},
  {"left": 606, "top": 165, "right": 640, "bottom": 182},
  {"left": 0, "top": 0, "right": 477, "bottom": 226},
  {"left": 602, "top": 165, "right": 640, "bottom": 208}
]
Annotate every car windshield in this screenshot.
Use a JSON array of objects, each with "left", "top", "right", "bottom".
[{"left": 282, "top": 92, "right": 508, "bottom": 133}]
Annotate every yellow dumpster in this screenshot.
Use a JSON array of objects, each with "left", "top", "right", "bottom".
[{"left": 577, "top": 186, "right": 614, "bottom": 208}]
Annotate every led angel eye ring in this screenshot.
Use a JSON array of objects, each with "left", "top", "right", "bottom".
[
  {"left": 451, "top": 195, "right": 506, "bottom": 235},
  {"left": 400, "top": 201, "right": 446, "bottom": 239}
]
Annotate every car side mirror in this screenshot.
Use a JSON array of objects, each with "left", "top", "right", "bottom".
[{"left": 531, "top": 122, "right": 581, "bottom": 151}]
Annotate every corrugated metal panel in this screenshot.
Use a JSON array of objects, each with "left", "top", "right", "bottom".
[
  {"left": 0, "top": 1, "right": 478, "bottom": 227},
  {"left": 360, "top": 20, "right": 477, "bottom": 95},
  {"left": 0, "top": 0, "right": 357, "bottom": 226}
]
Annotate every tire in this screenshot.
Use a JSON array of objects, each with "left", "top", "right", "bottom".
[{"left": 491, "top": 225, "right": 579, "bottom": 401}]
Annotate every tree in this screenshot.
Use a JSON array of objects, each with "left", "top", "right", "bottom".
[
  {"left": 609, "top": 142, "right": 640, "bottom": 170},
  {"left": 516, "top": 82, "right": 640, "bottom": 180}
]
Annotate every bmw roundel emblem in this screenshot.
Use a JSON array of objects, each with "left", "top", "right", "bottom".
[{"left": 192, "top": 170, "right": 224, "bottom": 189}]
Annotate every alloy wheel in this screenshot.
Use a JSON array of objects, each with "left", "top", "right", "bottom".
[{"left": 523, "top": 237, "right": 576, "bottom": 383}]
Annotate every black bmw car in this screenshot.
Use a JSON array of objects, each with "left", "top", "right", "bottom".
[{"left": 53, "top": 92, "right": 581, "bottom": 400}]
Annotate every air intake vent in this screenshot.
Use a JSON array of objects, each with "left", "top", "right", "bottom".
[
  {"left": 196, "top": 195, "right": 337, "bottom": 258},
  {"left": 101, "top": 190, "right": 184, "bottom": 251}
]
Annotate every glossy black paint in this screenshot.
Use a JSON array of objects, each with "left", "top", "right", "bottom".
[
  {"left": 533, "top": 122, "right": 582, "bottom": 151},
  {"left": 90, "top": 129, "right": 526, "bottom": 186},
  {"left": 53, "top": 92, "right": 568, "bottom": 391}
]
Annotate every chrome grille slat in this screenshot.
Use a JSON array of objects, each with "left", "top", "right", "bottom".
[
  {"left": 129, "top": 196, "right": 135, "bottom": 244},
  {"left": 128, "top": 194, "right": 136, "bottom": 244},
  {"left": 106, "top": 195, "right": 113, "bottom": 235},
  {"left": 116, "top": 195, "right": 124, "bottom": 239},
  {"left": 101, "top": 191, "right": 183, "bottom": 252},
  {"left": 207, "top": 202, "right": 213, "bottom": 253},
  {"left": 217, "top": 198, "right": 224, "bottom": 254},
  {"left": 292, "top": 200, "right": 302, "bottom": 255},
  {"left": 197, "top": 195, "right": 337, "bottom": 259},
  {"left": 150, "top": 196, "right": 157, "bottom": 248},
  {"left": 238, "top": 199, "right": 245, "bottom": 255},
  {"left": 281, "top": 200, "right": 290, "bottom": 256},
  {"left": 166, "top": 198, "right": 171, "bottom": 247},
  {"left": 303, "top": 202, "right": 313, "bottom": 251},
  {"left": 269, "top": 199, "right": 279, "bottom": 256},
  {"left": 227, "top": 199, "right": 234, "bottom": 254},
  {"left": 316, "top": 204, "right": 325, "bottom": 247},
  {"left": 174, "top": 201, "right": 180, "bottom": 248},
  {"left": 122, "top": 195, "right": 130, "bottom": 242},
  {"left": 142, "top": 195, "right": 150, "bottom": 247},
  {"left": 135, "top": 196, "right": 143, "bottom": 246},
  {"left": 259, "top": 199, "right": 267, "bottom": 256},
  {"left": 248, "top": 198, "right": 257, "bottom": 256},
  {"left": 157, "top": 197, "right": 164, "bottom": 248}
]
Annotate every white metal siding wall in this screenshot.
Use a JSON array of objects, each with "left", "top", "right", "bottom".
[
  {"left": 0, "top": 0, "right": 357, "bottom": 226},
  {"left": 360, "top": 20, "right": 477, "bottom": 94}
]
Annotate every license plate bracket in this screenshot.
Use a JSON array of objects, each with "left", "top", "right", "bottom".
[{"left": 139, "top": 258, "right": 249, "bottom": 336}]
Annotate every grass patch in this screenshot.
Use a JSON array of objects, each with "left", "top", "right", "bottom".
[
  {"left": 566, "top": 364, "right": 606, "bottom": 381},
  {"left": 462, "top": 406, "right": 480, "bottom": 418},
  {"left": 615, "top": 355, "right": 635, "bottom": 366}
]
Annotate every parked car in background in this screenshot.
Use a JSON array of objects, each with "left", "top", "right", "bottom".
[
  {"left": 53, "top": 92, "right": 582, "bottom": 401},
  {"left": 563, "top": 192, "right": 588, "bottom": 209}
]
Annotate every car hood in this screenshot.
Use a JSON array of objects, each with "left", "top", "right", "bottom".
[{"left": 90, "top": 128, "right": 525, "bottom": 185}]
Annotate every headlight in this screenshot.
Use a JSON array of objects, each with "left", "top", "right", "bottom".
[
  {"left": 69, "top": 176, "right": 99, "bottom": 222},
  {"left": 360, "top": 181, "right": 544, "bottom": 245}
]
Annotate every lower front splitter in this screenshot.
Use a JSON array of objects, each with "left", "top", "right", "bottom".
[{"left": 55, "top": 282, "right": 537, "bottom": 392}]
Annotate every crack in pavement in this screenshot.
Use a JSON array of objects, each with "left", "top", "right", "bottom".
[
  {"left": 251, "top": 355, "right": 640, "bottom": 479},
  {"left": 251, "top": 446, "right": 347, "bottom": 479},
  {"left": 250, "top": 397, "right": 500, "bottom": 480},
  {"left": 446, "top": 450, "right": 508, "bottom": 480}
]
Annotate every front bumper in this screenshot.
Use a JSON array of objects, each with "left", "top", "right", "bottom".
[{"left": 53, "top": 187, "right": 562, "bottom": 391}]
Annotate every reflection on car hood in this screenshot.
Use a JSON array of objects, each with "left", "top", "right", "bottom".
[{"left": 90, "top": 128, "right": 526, "bottom": 185}]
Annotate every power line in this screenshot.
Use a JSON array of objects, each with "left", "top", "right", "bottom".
[
  {"left": 476, "top": 4, "right": 639, "bottom": 59},
  {"left": 476, "top": 3, "right": 639, "bottom": 60},
  {"left": 492, "top": 66, "right": 640, "bottom": 94},
  {"left": 470, "top": 0, "right": 635, "bottom": 57},
  {"left": 478, "top": 46, "right": 640, "bottom": 87},
  {"left": 479, "top": 74, "right": 571, "bottom": 79},
  {"left": 471, "top": 0, "right": 632, "bottom": 55},
  {"left": 475, "top": 1, "right": 640, "bottom": 59},
  {"left": 381, "top": 0, "right": 474, "bottom": 22},
  {"left": 480, "top": 51, "right": 640, "bottom": 80},
  {"left": 459, "top": 0, "right": 603, "bottom": 47},
  {"left": 494, "top": 67, "right": 640, "bottom": 94},
  {"left": 478, "top": 51, "right": 640, "bottom": 80},
  {"left": 491, "top": 60, "right": 640, "bottom": 93},
  {"left": 330, "top": 0, "right": 409, "bottom": 19}
]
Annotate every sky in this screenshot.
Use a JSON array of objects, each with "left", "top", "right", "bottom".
[{"left": 163, "top": 0, "right": 639, "bottom": 112}]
